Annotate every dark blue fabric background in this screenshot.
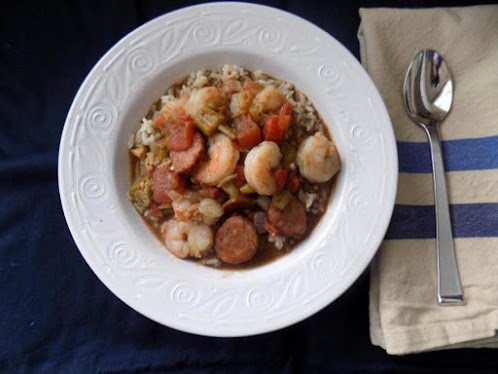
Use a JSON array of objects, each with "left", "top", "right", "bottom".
[{"left": 2, "top": 0, "right": 498, "bottom": 372}]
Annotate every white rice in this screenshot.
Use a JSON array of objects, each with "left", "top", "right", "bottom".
[
  {"left": 200, "top": 257, "right": 221, "bottom": 267},
  {"left": 160, "top": 94, "right": 175, "bottom": 105},
  {"left": 137, "top": 117, "right": 160, "bottom": 146},
  {"left": 298, "top": 190, "right": 317, "bottom": 212}
]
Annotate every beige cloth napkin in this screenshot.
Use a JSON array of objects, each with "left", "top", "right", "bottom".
[{"left": 358, "top": 6, "right": 498, "bottom": 355}]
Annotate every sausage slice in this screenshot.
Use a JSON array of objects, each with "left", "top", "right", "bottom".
[
  {"left": 170, "top": 132, "right": 205, "bottom": 174},
  {"left": 151, "top": 164, "right": 185, "bottom": 204},
  {"left": 267, "top": 197, "right": 307, "bottom": 237},
  {"left": 215, "top": 216, "right": 258, "bottom": 264}
]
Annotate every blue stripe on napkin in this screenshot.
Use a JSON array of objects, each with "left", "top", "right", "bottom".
[
  {"left": 385, "top": 203, "right": 498, "bottom": 239},
  {"left": 397, "top": 135, "right": 498, "bottom": 173}
]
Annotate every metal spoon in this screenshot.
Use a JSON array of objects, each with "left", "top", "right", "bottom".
[{"left": 403, "top": 49, "right": 464, "bottom": 305}]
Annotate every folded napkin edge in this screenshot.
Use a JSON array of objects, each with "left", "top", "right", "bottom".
[{"left": 380, "top": 310, "right": 498, "bottom": 355}]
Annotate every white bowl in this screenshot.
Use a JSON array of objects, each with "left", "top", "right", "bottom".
[{"left": 58, "top": 2, "right": 397, "bottom": 337}]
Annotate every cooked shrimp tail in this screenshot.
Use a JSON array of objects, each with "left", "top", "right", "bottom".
[{"left": 193, "top": 133, "right": 240, "bottom": 186}]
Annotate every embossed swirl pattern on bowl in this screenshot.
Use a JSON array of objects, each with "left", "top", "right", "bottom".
[{"left": 58, "top": 3, "right": 397, "bottom": 337}]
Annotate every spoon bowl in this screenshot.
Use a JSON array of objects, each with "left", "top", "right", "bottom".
[{"left": 404, "top": 49, "right": 453, "bottom": 126}]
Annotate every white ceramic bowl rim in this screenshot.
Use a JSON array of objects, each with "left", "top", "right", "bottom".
[{"left": 58, "top": 2, "right": 397, "bottom": 337}]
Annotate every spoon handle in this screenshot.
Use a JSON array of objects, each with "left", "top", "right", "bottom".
[{"left": 425, "top": 125, "right": 464, "bottom": 305}]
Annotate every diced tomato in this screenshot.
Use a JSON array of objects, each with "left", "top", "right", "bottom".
[
  {"left": 168, "top": 121, "right": 196, "bottom": 151},
  {"left": 177, "top": 113, "right": 191, "bottom": 124},
  {"left": 204, "top": 185, "right": 222, "bottom": 199},
  {"left": 286, "top": 174, "right": 300, "bottom": 193},
  {"left": 263, "top": 116, "right": 280, "bottom": 141},
  {"left": 236, "top": 115, "right": 262, "bottom": 150},
  {"left": 274, "top": 169, "right": 288, "bottom": 191},
  {"left": 148, "top": 202, "right": 163, "bottom": 218},
  {"left": 234, "top": 165, "right": 246, "bottom": 188},
  {"left": 232, "top": 140, "right": 242, "bottom": 152},
  {"left": 280, "top": 102, "right": 292, "bottom": 116},
  {"left": 263, "top": 221, "right": 279, "bottom": 235},
  {"left": 263, "top": 114, "right": 290, "bottom": 143}
]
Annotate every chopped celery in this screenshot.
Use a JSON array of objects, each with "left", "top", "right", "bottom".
[
  {"left": 156, "top": 149, "right": 167, "bottom": 161},
  {"left": 271, "top": 190, "right": 291, "bottom": 210},
  {"left": 218, "top": 124, "right": 236, "bottom": 139},
  {"left": 207, "top": 100, "right": 223, "bottom": 110},
  {"left": 249, "top": 104, "right": 262, "bottom": 122},
  {"left": 194, "top": 108, "right": 225, "bottom": 136},
  {"left": 239, "top": 183, "right": 255, "bottom": 194},
  {"left": 281, "top": 142, "right": 297, "bottom": 167},
  {"left": 222, "top": 183, "right": 240, "bottom": 199},
  {"left": 128, "top": 177, "right": 152, "bottom": 210}
]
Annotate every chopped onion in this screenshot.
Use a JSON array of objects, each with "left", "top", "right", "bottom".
[
  {"left": 253, "top": 212, "right": 268, "bottom": 234},
  {"left": 271, "top": 190, "right": 291, "bottom": 210}
]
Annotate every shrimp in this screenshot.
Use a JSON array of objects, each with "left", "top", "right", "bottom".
[
  {"left": 171, "top": 190, "right": 203, "bottom": 221},
  {"left": 244, "top": 141, "right": 282, "bottom": 196},
  {"left": 198, "top": 198, "right": 224, "bottom": 225},
  {"left": 229, "top": 81, "right": 263, "bottom": 117},
  {"left": 159, "top": 97, "right": 186, "bottom": 128},
  {"left": 296, "top": 132, "right": 340, "bottom": 183},
  {"left": 162, "top": 219, "right": 213, "bottom": 259},
  {"left": 229, "top": 90, "right": 253, "bottom": 117},
  {"left": 193, "top": 133, "right": 240, "bottom": 186},
  {"left": 185, "top": 86, "right": 227, "bottom": 118},
  {"left": 172, "top": 199, "right": 196, "bottom": 222},
  {"left": 172, "top": 197, "right": 223, "bottom": 225},
  {"left": 252, "top": 85, "right": 286, "bottom": 112}
]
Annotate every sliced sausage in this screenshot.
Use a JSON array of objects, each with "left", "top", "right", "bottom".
[
  {"left": 236, "top": 115, "right": 262, "bottom": 150},
  {"left": 170, "top": 132, "right": 205, "bottom": 174},
  {"left": 222, "top": 196, "right": 258, "bottom": 214},
  {"left": 215, "top": 216, "right": 258, "bottom": 264},
  {"left": 151, "top": 164, "right": 185, "bottom": 204},
  {"left": 267, "top": 197, "right": 307, "bottom": 237}
]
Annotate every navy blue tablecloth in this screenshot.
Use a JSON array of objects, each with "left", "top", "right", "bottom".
[{"left": 2, "top": 0, "right": 498, "bottom": 372}]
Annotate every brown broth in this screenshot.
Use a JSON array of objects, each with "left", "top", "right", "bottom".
[
  {"left": 215, "top": 177, "right": 337, "bottom": 270},
  {"left": 129, "top": 152, "right": 338, "bottom": 271}
]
